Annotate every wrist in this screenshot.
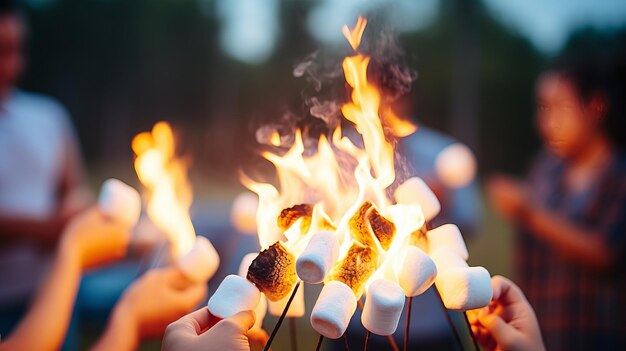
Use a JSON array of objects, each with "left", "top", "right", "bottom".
[
  {"left": 58, "top": 236, "right": 82, "bottom": 272},
  {"left": 110, "top": 300, "right": 141, "bottom": 348}
]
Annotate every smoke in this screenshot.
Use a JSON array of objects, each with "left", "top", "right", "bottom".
[
  {"left": 367, "top": 27, "right": 417, "bottom": 102},
  {"left": 254, "top": 19, "right": 418, "bottom": 185}
]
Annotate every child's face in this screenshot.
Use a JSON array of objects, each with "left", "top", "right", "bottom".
[{"left": 535, "top": 72, "right": 600, "bottom": 160}]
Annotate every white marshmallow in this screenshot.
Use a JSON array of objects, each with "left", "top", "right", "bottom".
[
  {"left": 361, "top": 279, "right": 405, "bottom": 336},
  {"left": 230, "top": 192, "right": 259, "bottom": 234},
  {"left": 435, "top": 266, "right": 492, "bottom": 311},
  {"left": 207, "top": 275, "right": 261, "bottom": 318},
  {"left": 427, "top": 224, "right": 469, "bottom": 260},
  {"left": 394, "top": 177, "right": 441, "bottom": 222},
  {"left": 311, "top": 281, "right": 357, "bottom": 339},
  {"left": 435, "top": 143, "right": 477, "bottom": 189},
  {"left": 398, "top": 246, "right": 437, "bottom": 297},
  {"left": 98, "top": 178, "right": 141, "bottom": 227},
  {"left": 176, "top": 236, "right": 220, "bottom": 283},
  {"left": 296, "top": 231, "right": 340, "bottom": 284},
  {"left": 430, "top": 247, "right": 468, "bottom": 273},
  {"left": 267, "top": 283, "right": 305, "bottom": 318}
]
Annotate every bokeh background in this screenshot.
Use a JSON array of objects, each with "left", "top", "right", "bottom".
[{"left": 13, "top": 0, "right": 626, "bottom": 349}]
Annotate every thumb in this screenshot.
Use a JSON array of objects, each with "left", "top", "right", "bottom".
[
  {"left": 212, "top": 311, "right": 256, "bottom": 335},
  {"left": 478, "top": 311, "right": 519, "bottom": 348},
  {"left": 226, "top": 311, "right": 256, "bottom": 332}
]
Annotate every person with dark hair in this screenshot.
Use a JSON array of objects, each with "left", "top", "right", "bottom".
[
  {"left": 0, "top": 0, "right": 92, "bottom": 337},
  {"left": 487, "top": 56, "right": 626, "bottom": 350}
]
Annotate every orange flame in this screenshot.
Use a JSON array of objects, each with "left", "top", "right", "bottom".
[
  {"left": 132, "top": 122, "right": 196, "bottom": 259},
  {"left": 243, "top": 17, "right": 422, "bottom": 295}
]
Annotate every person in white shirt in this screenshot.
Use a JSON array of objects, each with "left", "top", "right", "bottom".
[{"left": 0, "top": 0, "right": 91, "bottom": 334}]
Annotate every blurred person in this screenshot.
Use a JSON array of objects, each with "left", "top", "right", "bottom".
[
  {"left": 162, "top": 308, "right": 269, "bottom": 351},
  {"left": 91, "top": 267, "right": 208, "bottom": 351},
  {"left": 467, "top": 275, "right": 546, "bottom": 351},
  {"left": 487, "top": 57, "right": 626, "bottom": 350},
  {"left": 0, "top": 0, "right": 92, "bottom": 336},
  {"left": 0, "top": 207, "right": 131, "bottom": 350}
]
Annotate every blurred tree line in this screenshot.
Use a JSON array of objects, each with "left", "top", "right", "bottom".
[{"left": 18, "top": 0, "right": 626, "bottom": 190}]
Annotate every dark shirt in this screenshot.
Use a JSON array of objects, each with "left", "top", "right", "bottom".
[{"left": 516, "top": 150, "right": 626, "bottom": 350}]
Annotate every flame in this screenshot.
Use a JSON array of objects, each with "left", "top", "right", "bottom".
[
  {"left": 242, "top": 16, "right": 422, "bottom": 296},
  {"left": 132, "top": 122, "right": 196, "bottom": 259}
]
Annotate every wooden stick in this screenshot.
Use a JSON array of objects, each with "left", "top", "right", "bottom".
[
  {"left": 356, "top": 300, "right": 399, "bottom": 351},
  {"left": 403, "top": 296, "right": 413, "bottom": 351},
  {"left": 363, "top": 330, "right": 370, "bottom": 351},
  {"left": 433, "top": 287, "right": 464, "bottom": 351},
  {"left": 289, "top": 317, "right": 298, "bottom": 351},
  {"left": 263, "top": 280, "right": 302, "bottom": 351},
  {"left": 464, "top": 312, "right": 480, "bottom": 351},
  {"left": 343, "top": 333, "right": 350, "bottom": 351},
  {"left": 315, "top": 334, "right": 324, "bottom": 351}
]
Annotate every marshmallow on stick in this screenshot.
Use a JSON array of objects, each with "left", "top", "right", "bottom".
[
  {"left": 98, "top": 178, "right": 141, "bottom": 227},
  {"left": 434, "top": 143, "right": 477, "bottom": 189},
  {"left": 239, "top": 253, "right": 267, "bottom": 329},
  {"left": 427, "top": 224, "right": 469, "bottom": 260},
  {"left": 310, "top": 281, "right": 357, "bottom": 339},
  {"left": 430, "top": 247, "right": 469, "bottom": 273},
  {"left": 361, "top": 279, "right": 405, "bottom": 335},
  {"left": 397, "top": 246, "right": 437, "bottom": 297},
  {"left": 207, "top": 274, "right": 261, "bottom": 318},
  {"left": 394, "top": 177, "right": 441, "bottom": 222},
  {"left": 296, "top": 231, "right": 340, "bottom": 284},
  {"left": 176, "top": 236, "right": 220, "bottom": 283},
  {"left": 435, "top": 266, "right": 492, "bottom": 311}
]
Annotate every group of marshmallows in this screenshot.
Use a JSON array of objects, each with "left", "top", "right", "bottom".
[
  {"left": 97, "top": 178, "right": 219, "bottom": 284},
  {"left": 209, "top": 175, "right": 492, "bottom": 340}
]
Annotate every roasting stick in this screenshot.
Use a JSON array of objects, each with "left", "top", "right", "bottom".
[
  {"left": 363, "top": 331, "right": 370, "bottom": 351},
  {"left": 464, "top": 312, "right": 480, "bottom": 351},
  {"left": 343, "top": 334, "right": 350, "bottom": 351},
  {"left": 403, "top": 296, "right": 413, "bottom": 351},
  {"left": 315, "top": 334, "right": 324, "bottom": 351},
  {"left": 433, "top": 287, "right": 464, "bottom": 350},
  {"left": 263, "top": 280, "right": 302, "bottom": 351},
  {"left": 356, "top": 300, "right": 399, "bottom": 351},
  {"left": 288, "top": 317, "right": 298, "bottom": 351}
]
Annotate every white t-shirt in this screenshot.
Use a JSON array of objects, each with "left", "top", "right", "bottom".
[{"left": 0, "top": 90, "right": 78, "bottom": 305}]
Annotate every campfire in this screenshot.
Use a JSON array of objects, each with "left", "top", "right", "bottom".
[{"left": 208, "top": 17, "right": 492, "bottom": 350}]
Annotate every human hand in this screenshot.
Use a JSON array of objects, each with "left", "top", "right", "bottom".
[
  {"left": 115, "top": 266, "right": 207, "bottom": 340},
  {"left": 162, "top": 308, "right": 269, "bottom": 351},
  {"left": 467, "top": 275, "right": 545, "bottom": 351},
  {"left": 60, "top": 207, "right": 131, "bottom": 270},
  {"left": 486, "top": 175, "right": 529, "bottom": 222}
]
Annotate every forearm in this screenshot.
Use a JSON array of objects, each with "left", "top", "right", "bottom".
[
  {"left": 525, "top": 207, "right": 611, "bottom": 269},
  {"left": 0, "top": 217, "right": 64, "bottom": 242},
  {"left": 90, "top": 302, "right": 139, "bottom": 351},
  {"left": 0, "top": 240, "right": 82, "bottom": 350}
]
